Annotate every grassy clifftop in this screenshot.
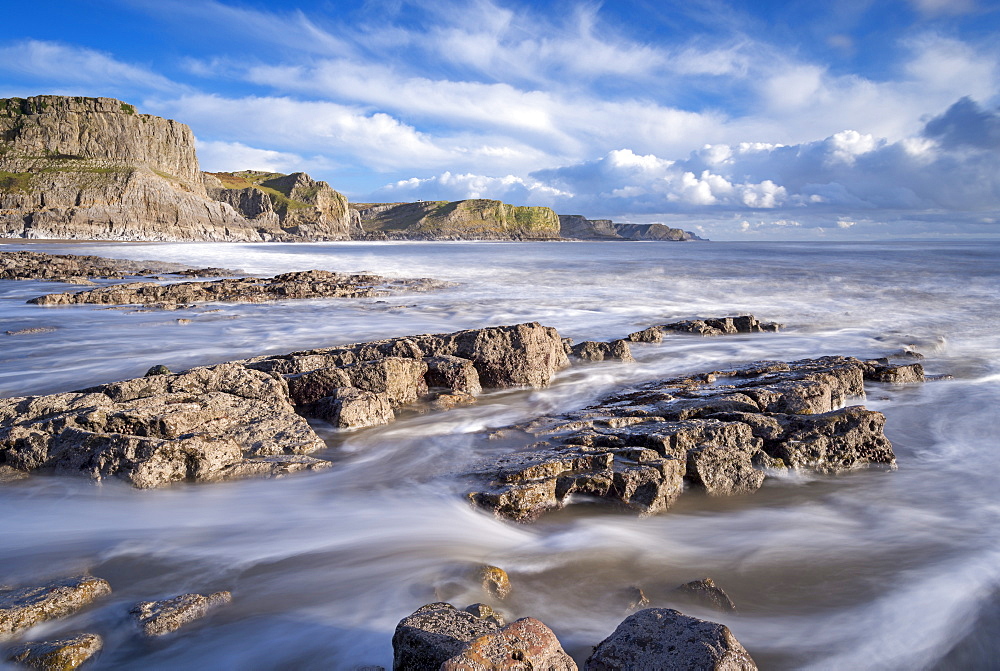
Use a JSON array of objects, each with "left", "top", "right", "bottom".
[{"left": 354, "top": 199, "right": 560, "bottom": 239}]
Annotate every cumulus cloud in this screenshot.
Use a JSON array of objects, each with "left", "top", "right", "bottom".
[
  {"left": 923, "top": 96, "right": 1000, "bottom": 149},
  {"left": 195, "top": 140, "right": 335, "bottom": 175}
]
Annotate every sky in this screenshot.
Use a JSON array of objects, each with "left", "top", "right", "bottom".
[{"left": 1, "top": 0, "right": 999, "bottom": 239}]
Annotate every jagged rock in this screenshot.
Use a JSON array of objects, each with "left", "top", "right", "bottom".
[
  {"left": 0, "top": 250, "right": 232, "bottom": 282},
  {"left": 570, "top": 340, "right": 635, "bottom": 363},
  {"left": 866, "top": 361, "right": 925, "bottom": 383},
  {"left": 425, "top": 356, "right": 483, "bottom": 396},
  {"left": 6, "top": 633, "right": 103, "bottom": 669},
  {"left": 0, "top": 576, "right": 111, "bottom": 636},
  {"left": 585, "top": 608, "right": 756, "bottom": 670},
  {"left": 622, "top": 586, "right": 651, "bottom": 611},
  {"left": 441, "top": 617, "right": 577, "bottom": 670},
  {"left": 131, "top": 591, "right": 232, "bottom": 637},
  {"left": 354, "top": 199, "right": 560, "bottom": 240},
  {"left": 312, "top": 388, "right": 395, "bottom": 429},
  {"left": 392, "top": 603, "right": 502, "bottom": 670},
  {"left": 469, "top": 354, "right": 906, "bottom": 520},
  {"left": 629, "top": 315, "right": 782, "bottom": 341},
  {"left": 0, "top": 324, "right": 573, "bottom": 487},
  {"left": 478, "top": 566, "right": 512, "bottom": 600},
  {"left": 671, "top": 578, "right": 738, "bottom": 613},
  {"left": 28, "top": 270, "right": 443, "bottom": 306}
]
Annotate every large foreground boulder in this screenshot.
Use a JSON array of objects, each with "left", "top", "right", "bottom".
[{"left": 585, "top": 608, "right": 756, "bottom": 670}]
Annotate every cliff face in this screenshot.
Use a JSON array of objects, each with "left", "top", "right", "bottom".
[
  {"left": 0, "top": 96, "right": 353, "bottom": 242},
  {"left": 558, "top": 214, "right": 705, "bottom": 241},
  {"left": 205, "top": 171, "right": 359, "bottom": 240},
  {"left": 354, "top": 199, "right": 560, "bottom": 240}
]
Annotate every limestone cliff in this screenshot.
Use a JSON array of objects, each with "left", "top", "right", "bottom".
[
  {"left": 204, "top": 171, "right": 360, "bottom": 240},
  {"left": 0, "top": 96, "right": 353, "bottom": 241},
  {"left": 353, "top": 199, "right": 560, "bottom": 240},
  {"left": 558, "top": 214, "right": 705, "bottom": 241}
]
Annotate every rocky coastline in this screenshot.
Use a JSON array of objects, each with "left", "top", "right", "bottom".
[
  {"left": 0, "top": 284, "right": 930, "bottom": 667},
  {"left": 1, "top": 95, "right": 703, "bottom": 243}
]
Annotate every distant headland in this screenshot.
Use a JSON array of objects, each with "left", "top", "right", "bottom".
[{"left": 0, "top": 95, "right": 704, "bottom": 243}]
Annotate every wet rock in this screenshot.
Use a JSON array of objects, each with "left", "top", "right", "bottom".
[
  {"left": 662, "top": 315, "right": 783, "bottom": 336},
  {"left": 479, "top": 566, "right": 512, "bottom": 600},
  {"left": 4, "top": 327, "right": 57, "bottom": 337},
  {"left": 340, "top": 357, "right": 429, "bottom": 407},
  {"left": 627, "top": 326, "right": 663, "bottom": 343},
  {"left": 144, "top": 365, "right": 171, "bottom": 377},
  {"left": 131, "top": 591, "right": 232, "bottom": 637},
  {"left": 312, "top": 388, "right": 395, "bottom": 429},
  {"left": 0, "top": 576, "right": 111, "bottom": 637},
  {"left": 392, "top": 602, "right": 502, "bottom": 670},
  {"left": 866, "top": 362, "right": 925, "bottom": 384},
  {"left": 570, "top": 340, "right": 635, "bottom": 363},
  {"left": 441, "top": 617, "right": 577, "bottom": 670},
  {"left": 671, "top": 578, "right": 738, "bottom": 613},
  {"left": 28, "top": 270, "right": 445, "bottom": 307},
  {"left": 212, "top": 455, "right": 332, "bottom": 480},
  {"left": 0, "top": 250, "right": 233, "bottom": 282},
  {"left": 6, "top": 633, "right": 103, "bottom": 670},
  {"left": 622, "top": 586, "right": 650, "bottom": 611},
  {"left": 585, "top": 608, "right": 756, "bottom": 670},
  {"left": 0, "top": 465, "right": 29, "bottom": 482},
  {"left": 470, "top": 354, "right": 908, "bottom": 520},
  {"left": 425, "top": 355, "right": 483, "bottom": 396}
]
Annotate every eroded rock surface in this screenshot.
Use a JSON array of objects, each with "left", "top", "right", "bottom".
[
  {"left": 0, "top": 250, "right": 232, "bottom": 282},
  {"left": 585, "top": 608, "right": 756, "bottom": 670},
  {"left": 671, "top": 578, "right": 738, "bottom": 613},
  {"left": 131, "top": 591, "right": 232, "bottom": 637},
  {"left": 470, "top": 354, "right": 910, "bottom": 520},
  {"left": 0, "top": 576, "right": 111, "bottom": 637},
  {"left": 28, "top": 270, "right": 445, "bottom": 306},
  {"left": 0, "top": 323, "right": 569, "bottom": 487},
  {"left": 629, "top": 315, "right": 782, "bottom": 342},
  {"left": 392, "top": 603, "right": 574, "bottom": 671},
  {"left": 6, "top": 633, "right": 103, "bottom": 669}
]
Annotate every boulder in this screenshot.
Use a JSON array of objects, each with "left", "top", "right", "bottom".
[
  {"left": 425, "top": 356, "right": 483, "bottom": 396},
  {"left": 312, "top": 388, "right": 395, "bottom": 429},
  {"left": 6, "top": 633, "right": 103, "bottom": 670},
  {"left": 0, "top": 576, "right": 111, "bottom": 636},
  {"left": 131, "top": 591, "right": 232, "bottom": 637},
  {"left": 478, "top": 566, "right": 512, "bottom": 600},
  {"left": 441, "top": 617, "right": 577, "bottom": 670},
  {"left": 392, "top": 603, "right": 502, "bottom": 670},
  {"left": 585, "top": 608, "right": 756, "bottom": 670}
]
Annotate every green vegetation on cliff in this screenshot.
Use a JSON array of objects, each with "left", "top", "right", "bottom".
[
  {"left": 207, "top": 170, "right": 314, "bottom": 215},
  {"left": 355, "top": 199, "right": 560, "bottom": 239}
]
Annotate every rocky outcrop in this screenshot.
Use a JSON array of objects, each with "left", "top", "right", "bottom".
[
  {"left": 28, "top": 270, "right": 445, "bottom": 306},
  {"left": 353, "top": 199, "right": 561, "bottom": 240},
  {"left": 0, "top": 250, "right": 232, "bottom": 282},
  {"left": 470, "top": 353, "right": 909, "bottom": 520},
  {"left": 0, "top": 96, "right": 352, "bottom": 242},
  {"left": 131, "top": 591, "right": 232, "bottom": 637},
  {"left": 204, "top": 170, "right": 361, "bottom": 240},
  {"left": 559, "top": 214, "right": 705, "bottom": 241},
  {"left": 0, "top": 575, "right": 112, "bottom": 636},
  {"left": 6, "top": 633, "right": 103, "bottom": 669},
  {"left": 585, "top": 608, "right": 756, "bottom": 670},
  {"left": 392, "top": 603, "right": 575, "bottom": 671},
  {"left": 0, "top": 323, "right": 569, "bottom": 487},
  {"left": 628, "top": 315, "right": 782, "bottom": 342}
]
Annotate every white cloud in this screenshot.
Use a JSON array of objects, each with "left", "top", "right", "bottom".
[
  {"left": 194, "top": 140, "right": 336, "bottom": 175},
  {"left": 0, "top": 40, "right": 183, "bottom": 93}
]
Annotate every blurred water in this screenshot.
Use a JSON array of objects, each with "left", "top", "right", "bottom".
[{"left": 1, "top": 239, "right": 998, "bottom": 669}]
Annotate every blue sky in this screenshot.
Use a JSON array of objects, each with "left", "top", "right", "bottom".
[{"left": 2, "top": 0, "right": 999, "bottom": 239}]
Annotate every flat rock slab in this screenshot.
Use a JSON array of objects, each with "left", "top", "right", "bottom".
[
  {"left": 28, "top": 269, "right": 446, "bottom": 307},
  {"left": 131, "top": 591, "right": 232, "bottom": 637},
  {"left": 0, "top": 575, "right": 111, "bottom": 637},
  {"left": 585, "top": 608, "right": 756, "bottom": 670},
  {"left": 0, "top": 250, "right": 233, "bottom": 282},
  {"left": 6, "top": 633, "right": 103, "bottom": 669}
]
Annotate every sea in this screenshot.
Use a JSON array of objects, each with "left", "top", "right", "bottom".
[{"left": 1, "top": 239, "right": 998, "bottom": 670}]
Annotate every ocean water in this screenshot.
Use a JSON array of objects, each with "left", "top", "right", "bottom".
[{"left": 1, "top": 239, "right": 998, "bottom": 670}]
